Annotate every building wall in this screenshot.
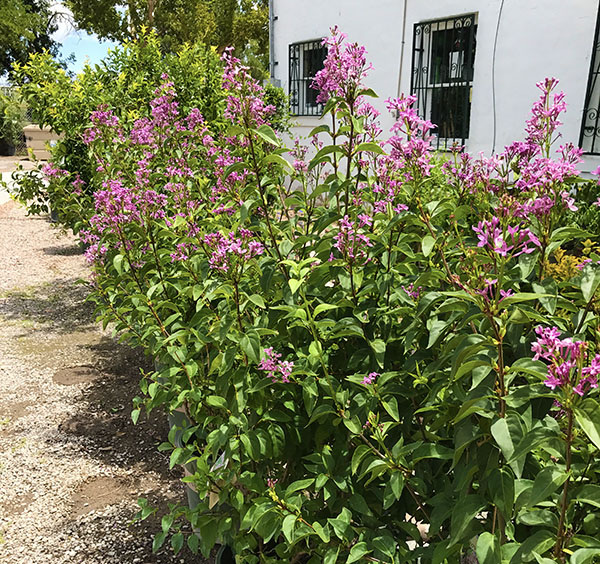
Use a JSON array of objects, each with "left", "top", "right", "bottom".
[{"left": 271, "top": 0, "right": 600, "bottom": 171}]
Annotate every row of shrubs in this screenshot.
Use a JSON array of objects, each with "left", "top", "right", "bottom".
[{"left": 10, "top": 29, "right": 600, "bottom": 564}]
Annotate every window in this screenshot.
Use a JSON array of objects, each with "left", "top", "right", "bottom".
[
  {"left": 411, "top": 14, "right": 477, "bottom": 149},
  {"left": 580, "top": 9, "right": 600, "bottom": 154},
  {"left": 289, "top": 40, "right": 327, "bottom": 116}
]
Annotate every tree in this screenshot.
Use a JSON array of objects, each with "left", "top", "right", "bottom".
[
  {"left": 64, "top": 0, "right": 269, "bottom": 76},
  {"left": 0, "top": 0, "right": 60, "bottom": 78}
]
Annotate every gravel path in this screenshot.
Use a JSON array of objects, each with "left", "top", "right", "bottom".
[{"left": 0, "top": 200, "right": 210, "bottom": 564}]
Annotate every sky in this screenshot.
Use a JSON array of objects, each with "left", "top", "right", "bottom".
[{"left": 51, "top": 2, "right": 118, "bottom": 74}]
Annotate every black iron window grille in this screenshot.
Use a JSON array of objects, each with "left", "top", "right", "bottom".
[
  {"left": 411, "top": 14, "right": 477, "bottom": 149},
  {"left": 580, "top": 7, "right": 600, "bottom": 154},
  {"left": 289, "top": 39, "right": 327, "bottom": 116}
]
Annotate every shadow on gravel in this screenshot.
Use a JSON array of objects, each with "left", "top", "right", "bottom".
[
  {"left": 57, "top": 336, "right": 171, "bottom": 475},
  {"left": 0, "top": 278, "right": 95, "bottom": 334},
  {"left": 42, "top": 243, "right": 84, "bottom": 256},
  {"left": 56, "top": 337, "right": 213, "bottom": 563}
]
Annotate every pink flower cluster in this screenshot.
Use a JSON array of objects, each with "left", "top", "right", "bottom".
[
  {"left": 330, "top": 215, "right": 373, "bottom": 264},
  {"left": 532, "top": 326, "right": 599, "bottom": 397},
  {"left": 402, "top": 283, "right": 422, "bottom": 300},
  {"left": 476, "top": 277, "right": 514, "bottom": 302},
  {"left": 41, "top": 163, "right": 67, "bottom": 179},
  {"left": 362, "top": 372, "right": 379, "bottom": 385},
  {"left": 80, "top": 228, "right": 108, "bottom": 264},
  {"left": 385, "top": 95, "right": 435, "bottom": 179},
  {"left": 291, "top": 137, "right": 309, "bottom": 173},
  {"left": 525, "top": 78, "right": 566, "bottom": 148},
  {"left": 221, "top": 48, "right": 275, "bottom": 127},
  {"left": 150, "top": 76, "right": 179, "bottom": 127},
  {"left": 83, "top": 105, "right": 121, "bottom": 144},
  {"left": 203, "top": 229, "right": 264, "bottom": 273},
  {"left": 312, "top": 26, "right": 372, "bottom": 104},
  {"left": 258, "top": 348, "right": 293, "bottom": 383},
  {"left": 472, "top": 216, "right": 540, "bottom": 257}
]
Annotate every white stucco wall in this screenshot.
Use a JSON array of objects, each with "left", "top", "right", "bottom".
[{"left": 272, "top": 0, "right": 599, "bottom": 171}]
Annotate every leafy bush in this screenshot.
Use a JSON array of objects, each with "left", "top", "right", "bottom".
[
  {"left": 40, "top": 29, "right": 600, "bottom": 564},
  {"left": 566, "top": 180, "right": 600, "bottom": 243},
  {"left": 0, "top": 88, "right": 27, "bottom": 152},
  {"left": 10, "top": 31, "right": 226, "bottom": 231}
]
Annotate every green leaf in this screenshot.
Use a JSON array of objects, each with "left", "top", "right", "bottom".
[
  {"left": 358, "top": 87, "right": 379, "bottom": 98},
  {"left": 450, "top": 495, "right": 487, "bottom": 543},
  {"left": 162, "top": 513, "right": 174, "bottom": 533},
  {"left": 224, "top": 161, "right": 248, "bottom": 178},
  {"left": 308, "top": 124, "right": 330, "bottom": 137},
  {"left": 476, "top": 532, "right": 502, "bottom": 564},
  {"left": 285, "top": 478, "right": 315, "bottom": 495},
  {"left": 171, "top": 532, "right": 184, "bottom": 554},
  {"left": 288, "top": 278, "right": 303, "bottom": 295},
  {"left": 323, "top": 547, "right": 340, "bottom": 564},
  {"left": 355, "top": 141, "right": 385, "bottom": 155},
  {"left": 240, "top": 330, "right": 260, "bottom": 363},
  {"left": 491, "top": 417, "right": 514, "bottom": 460},
  {"left": 390, "top": 472, "right": 404, "bottom": 500},
  {"left": 131, "top": 408, "right": 141, "bottom": 424},
  {"left": 282, "top": 514, "right": 296, "bottom": 543},
  {"left": 314, "top": 303, "right": 338, "bottom": 317},
  {"left": 508, "top": 530, "right": 554, "bottom": 564},
  {"left": 310, "top": 521, "right": 329, "bottom": 543},
  {"left": 261, "top": 153, "right": 291, "bottom": 171},
  {"left": 575, "top": 398, "right": 600, "bottom": 450},
  {"left": 309, "top": 144, "right": 345, "bottom": 170},
  {"left": 519, "top": 252, "right": 537, "bottom": 279},
  {"left": 570, "top": 548, "right": 600, "bottom": 564},
  {"left": 254, "top": 124, "right": 279, "bottom": 146},
  {"left": 550, "top": 226, "right": 593, "bottom": 243},
  {"left": 526, "top": 467, "right": 568, "bottom": 508},
  {"left": 113, "top": 254, "right": 124, "bottom": 275},
  {"left": 307, "top": 403, "right": 336, "bottom": 425},
  {"left": 328, "top": 508, "right": 352, "bottom": 540},
  {"left": 532, "top": 279, "right": 557, "bottom": 314},
  {"left": 351, "top": 445, "right": 370, "bottom": 475},
  {"left": 581, "top": 264, "right": 600, "bottom": 302},
  {"left": 370, "top": 339, "right": 386, "bottom": 368},
  {"left": 152, "top": 531, "right": 167, "bottom": 553},
  {"left": 454, "top": 359, "right": 491, "bottom": 381},
  {"left": 422, "top": 235, "right": 435, "bottom": 257},
  {"left": 248, "top": 294, "right": 266, "bottom": 309},
  {"left": 507, "top": 424, "right": 557, "bottom": 465},
  {"left": 382, "top": 397, "right": 400, "bottom": 422},
  {"left": 532, "top": 553, "right": 556, "bottom": 564},
  {"left": 573, "top": 484, "right": 600, "bottom": 508},
  {"left": 205, "top": 395, "right": 228, "bottom": 410},
  {"left": 500, "top": 292, "right": 552, "bottom": 306},
  {"left": 489, "top": 466, "right": 515, "bottom": 518},
  {"left": 408, "top": 442, "right": 454, "bottom": 463},
  {"left": 170, "top": 447, "right": 184, "bottom": 469},
  {"left": 347, "top": 542, "right": 369, "bottom": 563},
  {"left": 372, "top": 533, "right": 396, "bottom": 558},
  {"left": 187, "top": 533, "right": 199, "bottom": 553}
]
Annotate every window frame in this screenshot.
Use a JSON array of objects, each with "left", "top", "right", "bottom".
[
  {"left": 580, "top": 6, "right": 600, "bottom": 154},
  {"left": 411, "top": 13, "right": 477, "bottom": 149},
  {"left": 288, "top": 39, "right": 327, "bottom": 117}
]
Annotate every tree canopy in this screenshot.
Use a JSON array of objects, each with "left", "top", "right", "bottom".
[
  {"left": 0, "top": 0, "right": 60, "bottom": 78},
  {"left": 64, "top": 0, "right": 269, "bottom": 76}
]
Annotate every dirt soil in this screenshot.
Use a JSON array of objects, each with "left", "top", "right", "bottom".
[{"left": 0, "top": 200, "right": 211, "bottom": 563}]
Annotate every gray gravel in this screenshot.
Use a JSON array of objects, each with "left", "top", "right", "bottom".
[{"left": 0, "top": 200, "right": 210, "bottom": 564}]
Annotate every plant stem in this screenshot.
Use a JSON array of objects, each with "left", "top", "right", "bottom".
[
  {"left": 245, "top": 125, "right": 289, "bottom": 279},
  {"left": 554, "top": 408, "right": 574, "bottom": 562}
]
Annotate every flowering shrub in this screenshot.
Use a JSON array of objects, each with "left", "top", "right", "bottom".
[
  {"left": 47, "top": 27, "right": 600, "bottom": 563},
  {"left": 10, "top": 32, "right": 226, "bottom": 232}
]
